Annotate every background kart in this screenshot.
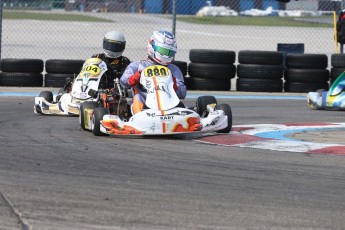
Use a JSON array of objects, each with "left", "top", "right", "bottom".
[
  {"left": 307, "top": 72, "right": 345, "bottom": 110},
  {"left": 79, "top": 65, "right": 232, "bottom": 136},
  {"left": 34, "top": 58, "right": 107, "bottom": 116}
]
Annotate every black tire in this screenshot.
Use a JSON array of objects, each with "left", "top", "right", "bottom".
[
  {"left": 238, "top": 50, "right": 283, "bottom": 65},
  {"left": 45, "top": 59, "right": 84, "bottom": 74},
  {"left": 330, "top": 67, "right": 345, "bottom": 82},
  {"left": 79, "top": 101, "right": 99, "bottom": 131},
  {"left": 189, "top": 49, "right": 236, "bottom": 64},
  {"left": 284, "top": 68, "right": 330, "bottom": 83},
  {"left": 45, "top": 73, "right": 75, "bottom": 87},
  {"left": 286, "top": 54, "right": 328, "bottom": 69},
  {"left": 237, "top": 64, "right": 283, "bottom": 79},
  {"left": 236, "top": 78, "right": 283, "bottom": 92},
  {"left": 216, "top": 104, "right": 232, "bottom": 133},
  {"left": 284, "top": 82, "right": 329, "bottom": 93},
  {"left": 171, "top": 61, "right": 188, "bottom": 76},
  {"left": 331, "top": 54, "right": 345, "bottom": 67},
  {"left": 0, "top": 58, "right": 44, "bottom": 73},
  {"left": 188, "top": 62, "right": 236, "bottom": 80},
  {"left": 0, "top": 72, "right": 43, "bottom": 87},
  {"left": 188, "top": 77, "right": 231, "bottom": 91},
  {"left": 39, "top": 91, "right": 53, "bottom": 103},
  {"left": 196, "top": 95, "right": 217, "bottom": 116},
  {"left": 92, "top": 107, "right": 109, "bottom": 136}
]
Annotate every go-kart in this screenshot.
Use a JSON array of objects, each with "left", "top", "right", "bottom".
[
  {"left": 79, "top": 65, "right": 232, "bottom": 136},
  {"left": 34, "top": 58, "right": 107, "bottom": 116},
  {"left": 307, "top": 72, "right": 345, "bottom": 110}
]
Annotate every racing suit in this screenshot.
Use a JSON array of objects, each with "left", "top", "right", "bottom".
[
  {"left": 120, "top": 59, "right": 187, "bottom": 114},
  {"left": 91, "top": 53, "right": 131, "bottom": 89}
]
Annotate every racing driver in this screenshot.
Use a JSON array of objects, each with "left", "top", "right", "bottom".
[{"left": 120, "top": 30, "right": 186, "bottom": 114}]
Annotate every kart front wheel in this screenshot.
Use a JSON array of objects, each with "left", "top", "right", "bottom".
[
  {"left": 79, "top": 101, "right": 98, "bottom": 130},
  {"left": 92, "top": 107, "right": 109, "bottom": 136},
  {"left": 196, "top": 95, "right": 217, "bottom": 116},
  {"left": 216, "top": 104, "right": 232, "bottom": 133}
]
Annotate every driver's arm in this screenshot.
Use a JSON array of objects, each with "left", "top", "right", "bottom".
[{"left": 120, "top": 62, "right": 139, "bottom": 88}]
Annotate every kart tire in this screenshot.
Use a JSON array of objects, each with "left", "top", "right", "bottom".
[
  {"left": 188, "top": 77, "right": 231, "bottom": 91},
  {"left": 284, "top": 68, "right": 330, "bottom": 83},
  {"left": 286, "top": 54, "right": 328, "bottom": 69},
  {"left": 284, "top": 82, "right": 329, "bottom": 93},
  {"left": 188, "top": 63, "right": 236, "bottom": 80},
  {"left": 236, "top": 78, "right": 283, "bottom": 92},
  {"left": 45, "top": 73, "right": 75, "bottom": 87},
  {"left": 216, "top": 104, "right": 232, "bottom": 133},
  {"left": 45, "top": 59, "right": 84, "bottom": 74},
  {"left": 237, "top": 64, "right": 284, "bottom": 79},
  {"left": 79, "top": 101, "right": 98, "bottom": 131},
  {"left": 196, "top": 95, "right": 217, "bottom": 116},
  {"left": 39, "top": 91, "right": 53, "bottom": 103},
  {"left": 92, "top": 107, "right": 109, "bottom": 136},
  {"left": 0, "top": 72, "right": 43, "bottom": 87},
  {"left": 331, "top": 54, "right": 345, "bottom": 67},
  {"left": 189, "top": 49, "right": 236, "bottom": 64},
  {"left": 238, "top": 50, "right": 283, "bottom": 65},
  {"left": 171, "top": 61, "right": 187, "bottom": 76},
  {"left": 0, "top": 58, "right": 44, "bottom": 73}
]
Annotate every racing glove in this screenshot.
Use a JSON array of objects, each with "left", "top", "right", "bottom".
[
  {"left": 173, "top": 77, "right": 178, "bottom": 92},
  {"left": 128, "top": 70, "right": 142, "bottom": 87}
]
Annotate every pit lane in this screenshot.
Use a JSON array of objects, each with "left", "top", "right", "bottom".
[{"left": 1, "top": 91, "right": 345, "bottom": 229}]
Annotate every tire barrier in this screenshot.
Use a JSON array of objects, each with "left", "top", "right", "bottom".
[
  {"left": 0, "top": 58, "right": 44, "bottom": 87},
  {"left": 236, "top": 50, "right": 284, "bottom": 92},
  {"left": 284, "top": 54, "right": 329, "bottom": 93},
  {"left": 188, "top": 49, "right": 236, "bottom": 91},
  {"left": 44, "top": 59, "right": 84, "bottom": 87},
  {"left": 330, "top": 54, "right": 345, "bottom": 85}
]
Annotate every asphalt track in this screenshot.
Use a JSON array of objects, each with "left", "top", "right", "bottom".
[{"left": 1, "top": 87, "right": 345, "bottom": 229}]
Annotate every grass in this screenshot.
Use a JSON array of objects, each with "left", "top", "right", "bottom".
[
  {"left": 177, "top": 15, "right": 334, "bottom": 28},
  {"left": 3, "top": 10, "right": 334, "bottom": 27},
  {"left": 3, "top": 10, "right": 113, "bottom": 22}
]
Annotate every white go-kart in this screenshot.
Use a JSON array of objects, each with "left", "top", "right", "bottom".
[
  {"left": 34, "top": 58, "right": 107, "bottom": 116},
  {"left": 79, "top": 65, "right": 232, "bottom": 136}
]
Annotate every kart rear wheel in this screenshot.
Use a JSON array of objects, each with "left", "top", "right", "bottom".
[
  {"left": 216, "top": 104, "right": 232, "bottom": 133},
  {"left": 79, "top": 101, "right": 98, "bottom": 130},
  {"left": 92, "top": 107, "right": 109, "bottom": 136},
  {"left": 196, "top": 96, "right": 217, "bottom": 116},
  {"left": 39, "top": 91, "right": 53, "bottom": 103}
]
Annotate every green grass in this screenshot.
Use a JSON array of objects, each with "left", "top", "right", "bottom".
[
  {"left": 3, "top": 10, "right": 112, "bottom": 22},
  {"left": 177, "top": 15, "right": 334, "bottom": 28}
]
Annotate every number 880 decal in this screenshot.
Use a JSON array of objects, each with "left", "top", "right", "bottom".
[{"left": 144, "top": 65, "right": 169, "bottom": 77}]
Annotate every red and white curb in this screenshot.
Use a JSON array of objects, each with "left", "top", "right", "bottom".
[{"left": 196, "top": 122, "right": 345, "bottom": 155}]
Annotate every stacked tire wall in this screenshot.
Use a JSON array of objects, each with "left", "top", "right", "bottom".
[
  {"left": 0, "top": 58, "right": 44, "bottom": 86},
  {"left": 187, "top": 49, "right": 236, "bottom": 91},
  {"left": 236, "top": 51, "right": 284, "bottom": 92},
  {"left": 330, "top": 54, "right": 345, "bottom": 85},
  {"left": 45, "top": 59, "right": 84, "bottom": 87},
  {"left": 284, "top": 54, "right": 329, "bottom": 93}
]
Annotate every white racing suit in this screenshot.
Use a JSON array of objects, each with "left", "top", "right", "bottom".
[{"left": 120, "top": 59, "right": 187, "bottom": 114}]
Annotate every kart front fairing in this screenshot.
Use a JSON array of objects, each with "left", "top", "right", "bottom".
[
  {"left": 94, "top": 65, "right": 229, "bottom": 135},
  {"left": 307, "top": 72, "right": 345, "bottom": 110},
  {"left": 34, "top": 58, "right": 106, "bottom": 115}
]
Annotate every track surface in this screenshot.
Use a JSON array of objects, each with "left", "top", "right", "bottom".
[{"left": 1, "top": 96, "right": 345, "bottom": 229}]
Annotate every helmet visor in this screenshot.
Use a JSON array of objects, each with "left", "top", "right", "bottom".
[
  {"left": 153, "top": 45, "right": 175, "bottom": 57},
  {"left": 103, "top": 40, "right": 126, "bottom": 53}
]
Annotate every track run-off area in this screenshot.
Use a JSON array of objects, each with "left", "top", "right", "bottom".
[{"left": 1, "top": 88, "right": 345, "bottom": 229}]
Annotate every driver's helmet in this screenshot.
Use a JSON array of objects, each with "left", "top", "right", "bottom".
[
  {"left": 103, "top": 31, "right": 126, "bottom": 58},
  {"left": 146, "top": 30, "right": 177, "bottom": 66}
]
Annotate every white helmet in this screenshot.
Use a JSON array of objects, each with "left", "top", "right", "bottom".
[
  {"left": 103, "top": 31, "right": 126, "bottom": 58},
  {"left": 147, "top": 30, "right": 177, "bottom": 65}
]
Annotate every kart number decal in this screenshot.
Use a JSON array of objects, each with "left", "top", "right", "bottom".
[
  {"left": 80, "top": 65, "right": 101, "bottom": 75},
  {"left": 144, "top": 66, "right": 169, "bottom": 78}
]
